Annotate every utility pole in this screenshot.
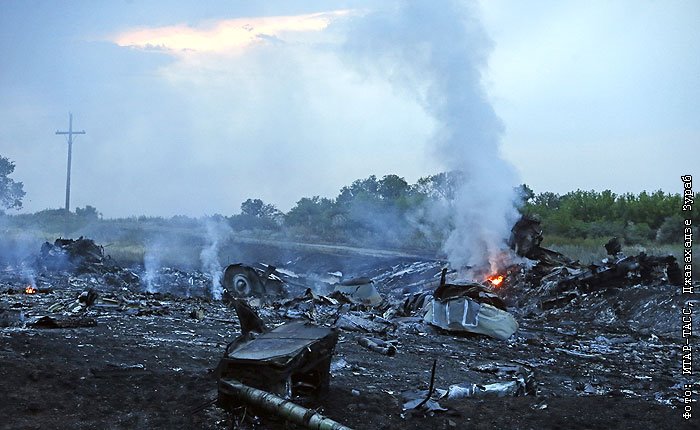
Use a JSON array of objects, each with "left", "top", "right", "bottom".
[{"left": 55, "top": 113, "right": 86, "bottom": 213}]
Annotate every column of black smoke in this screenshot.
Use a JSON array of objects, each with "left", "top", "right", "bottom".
[{"left": 341, "top": 0, "right": 520, "bottom": 273}]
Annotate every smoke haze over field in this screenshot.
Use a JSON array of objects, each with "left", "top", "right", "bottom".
[{"left": 0, "top": 0, "right": 697, "bottom": 219}]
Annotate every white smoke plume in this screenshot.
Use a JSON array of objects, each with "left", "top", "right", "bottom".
[
  {"left": 200, "top": 218, "right": 233, "bottom": 300},
  {"left": 341, "top": 0, "right": 520, "bottom": 272},
  {"left": 142, "top": 242, "right": 161, "bottom": 293}
]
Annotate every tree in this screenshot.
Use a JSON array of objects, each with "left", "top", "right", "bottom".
[
  {"left": 75, "top": 205, "right": 101, "bottom": 220},
  {"left": 286, "top": 196, "right": 336, "bottom": 231},
  {"left": 0, "top": 156, "right": 25, "bottom": 210},
  {"left": 413, "top": 171, "right": 461, "bottom": 201},
  {"left": 240, "top": 198, "right": 282, "bottom": 221},
  {"left": 515, "top": 184, "right": 534, "bottom": 205},
  {"left": 378, "top": 174, "right": 410, "bottom": 201}
]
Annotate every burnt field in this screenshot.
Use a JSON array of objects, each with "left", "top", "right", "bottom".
[{"left": 0, "top": 236, "right": 698, "bottom": 430}]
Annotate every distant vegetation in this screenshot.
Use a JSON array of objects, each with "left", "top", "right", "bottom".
[
  {"left": 518, "top": 185, "right": 698, "bottom": 245},
  {"left": 1, "top": 153, "right": 696, "bottom": 256},
  {"left": 2, "top": 171, "right": 697, "bottom": 251}
]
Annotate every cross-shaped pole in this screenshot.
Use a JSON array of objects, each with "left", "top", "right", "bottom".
[{"left": 55, "top": 113, "right": 85, "bottom": 213}]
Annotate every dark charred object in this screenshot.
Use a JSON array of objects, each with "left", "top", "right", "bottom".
[
  {"left": 338, "top": 277, "right": 373, "bottom": 286},
  {"left": 39, "top": 237, "right": 110, "bottom": 274},
  {"left": 231, "top": 299, "right": 267, "bottom": 335},
  {"left": 560, "top": 253, "right": 683, "bottom": 292},
  {"left": 357, "top": 337, "right": 396, "bottom": 356},
  {"left": 605, "top": 237, "right": 622, "bottom": 256},
  {"left": 217, "top": 321, "right": 338, "bottom": 404},
  {"left": 32, "top": 315, "right": 97, "bottom": 329},
  {"left": 508, "top": 215, "right": 543, "bottom": 259},
  {"left": 78, "top": 288, "right": 98, "bottom": 306},
  {"left": 221, "top": 263, "right": 286, "bottom": 299}
]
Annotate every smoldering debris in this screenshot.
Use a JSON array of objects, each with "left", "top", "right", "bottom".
[{"left": 0, "top": 230, "right": 696, "bottom": 429}]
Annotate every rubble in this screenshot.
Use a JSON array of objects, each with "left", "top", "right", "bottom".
[
  {"left": 0, "top": 232, "right": 696, "bottom": 429},
  {"left": 402, "top": 360, "right": 445, "bottom": 414}
]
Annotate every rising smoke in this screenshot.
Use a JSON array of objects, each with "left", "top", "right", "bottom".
[
  {"left": 138, "top": 219, "right": 233, "bottom": 299},
  {"left": 341, "top": 0, "right": 520, "bottom": 272},
  {"left": 199, "top": 219, "right": 233, "bottom": 300},
  {"left": 142, "top": 237, "right": 163, "bottom": 293}
]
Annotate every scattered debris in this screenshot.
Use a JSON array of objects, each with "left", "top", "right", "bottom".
[
  {"left": 0, "top": 231, "right": 693, "bottom": 428},
  {"left": 604, "top": 237, "right": 622, "bottom": 256},
  {"left": 335, "top": 313, "right": 394, "bottom": 334},
  {"left": 444, "top": 363, "right": 535, "bottom": 399},
  {"left": 77, "top": 288, "right": 98, "bottom": 306},
  {"left": 357, "top": 336, "right": 397, "bottom": 356},
  {"left": 231, "top": 298, "right": 267, "bottom": 335},
  {"left": 0, "top": 307, "right": 24, "bottom": 327},
  {"left": 189, "top": 307, "right": 205, "bottom": 320}
]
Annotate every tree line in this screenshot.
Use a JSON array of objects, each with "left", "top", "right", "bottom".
[
  {"left": 1, "top": 154, "right": 695, "bottom": 248},
  {"left": 518, "top": 186, "right": 697, "bottom": 244}
]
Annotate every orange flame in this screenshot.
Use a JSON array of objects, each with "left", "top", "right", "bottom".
[
  {"left": 487, "top": 275, "right": 504, "bottom": 287},
  {"left": 25, "top": 285, "right": 37, "bottom": 294}
]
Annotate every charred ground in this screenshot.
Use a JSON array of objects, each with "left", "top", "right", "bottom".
[{"left": 0, "top": 238, "right": 697, "bottom": 430}]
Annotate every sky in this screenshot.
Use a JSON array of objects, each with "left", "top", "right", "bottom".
[{"left": 0, "top": 0, "right": 697, "bottom": 218}]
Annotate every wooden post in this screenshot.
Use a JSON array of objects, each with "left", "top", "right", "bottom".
[{"left": 55, "top": 113, "right": 85, "bottom": 235}]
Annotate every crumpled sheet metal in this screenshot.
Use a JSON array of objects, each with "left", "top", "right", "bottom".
[
  {"left": 332, "top": 282, "right": 383, "bottom": 306},
  {"left": 424, "top": 297, "right": 518, "bottom": 340}
]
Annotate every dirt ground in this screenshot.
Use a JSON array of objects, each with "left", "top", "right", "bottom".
[{"left": 0, "top": 254, "right": 697, "bottom": 430}]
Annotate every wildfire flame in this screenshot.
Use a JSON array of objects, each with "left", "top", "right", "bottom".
[
  {"left": 25, "top": 285, "right": 37, "bottom": 294},
  {"left": 487, "top": 275, "right": 504, "bottom": 287}
]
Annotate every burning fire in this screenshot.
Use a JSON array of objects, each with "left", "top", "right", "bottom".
[
  {"left": 486, "top": 275, "right": 504, "bottom": 287},
  {"left": 25, "top": 285, "right": 37, "bottom": 294}
]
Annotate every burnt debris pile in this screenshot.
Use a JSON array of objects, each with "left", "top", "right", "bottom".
[
  {"left": 501, "top": 216, "right": 685, "bottom": 336},
  {"left": 39, "top": 237, "right": 109, "bottom": 273}
]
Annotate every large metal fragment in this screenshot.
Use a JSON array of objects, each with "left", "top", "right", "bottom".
[
  {"left": 424, "top": 299, "right": 518, "bottom": 340},
  {"left": 332, "top": 277, "right": 383, "bottom": 306},
  {"left": 217, "top": 321, "right": 338, "bottom": 401},
  {"left": 424, "top": 278, "right": 518, "bottom": 340},
  {"left": 222, "top": 263, "right": 286, "bottom": 299}
]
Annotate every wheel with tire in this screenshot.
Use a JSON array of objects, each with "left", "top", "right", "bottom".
[{"left": 222, "top": 264, "right": 265, "bottom": 298}]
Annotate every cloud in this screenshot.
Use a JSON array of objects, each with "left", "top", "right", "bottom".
[{"left": 112, "top": 10, "right": 352, "bottom": 56}]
